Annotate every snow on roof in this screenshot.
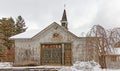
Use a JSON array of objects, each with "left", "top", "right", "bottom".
[
  {"left": 106, "top": 47, "right": 120, "bottom": 55},
  {"left": 10, "top": 22, "right": 58, "bottom": 39},
  {"left": 10, "top": 29, "right": 40, "bottom": 39},
  {"left": 110, "top": 48, "right": 120, "bottom": 55}
]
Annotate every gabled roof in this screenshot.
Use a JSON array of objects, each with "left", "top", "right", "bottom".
[{"left": 10, "top": 22, "right": 80, "bottom": 40}]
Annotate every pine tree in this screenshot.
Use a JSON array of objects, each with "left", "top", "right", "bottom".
[
  {"left": 0, "top": 16, "right": 27, "bottom": 49},
  {"left": 0, "top": 29, "right": 5, "bottom": 58},
  {"left": 0, "top": 16, "right": 27, "bottom": 61},
  {"left": 15, "top": 16, "right": 27, "bottom": 34},
  {"left": 0, "top": 18, "right": 15, "bottom": 49}
]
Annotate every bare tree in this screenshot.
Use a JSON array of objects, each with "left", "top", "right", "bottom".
[
  {"left": 84, "top": 24, "right": 120, "bottom": 68},
  {"left": 108, "top": 28, "right": 120, "bottom": 48},
  {"left": 85, "top": 25, "right": 110, "bottom": 68}
]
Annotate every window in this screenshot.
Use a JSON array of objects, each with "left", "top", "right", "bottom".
[
  {"left": 62, "top": 23, "right": 65, "bottom": 26},
  {"left": 111, "top": 56, "right": 117, "bottom": 62}
]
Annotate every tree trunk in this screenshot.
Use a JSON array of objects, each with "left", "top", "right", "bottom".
[{"left": 99, "top": 55, "right": 106, "bottom": 68}]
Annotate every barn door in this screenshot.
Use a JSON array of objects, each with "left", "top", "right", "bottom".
[
  {"left": 41, "top": 44, "right": 62, "bottom": 65},
  {"left": 41, "top": 43, "right": 72, "bottom": 65},
  {"left": 64, "top": 43, "right": 72, "bottom": 65}
]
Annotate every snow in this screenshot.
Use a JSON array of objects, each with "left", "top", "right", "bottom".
[
  {"left": 59, "top": 61, "right": 120, "bottom": 71},
  {"left": 102, "top": 69, "right": 120, "bottom": 71},
  {"left": 10, "top": 29, "right": 40, "bottom": 39},
  {"left": 107, "top": 48, "right": 120, "bottom": 55},
  {"left": 0, "top": 62, "right": 120, "bottom": 71},
  {"left": 113, "top": 48, "right": 120, "bottom": 55},
  {"left": 0, "top": 62, "right": 12, "bottom": 67},
  {"left": 72, "top": 61, "right": 102, "bottom": 71}
]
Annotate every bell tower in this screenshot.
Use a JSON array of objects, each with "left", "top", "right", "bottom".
[{"left": 61, "top": 6, "right": 68, "bottom": 30}]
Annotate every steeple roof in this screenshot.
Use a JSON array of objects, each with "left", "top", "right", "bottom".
[{"left": 61, "top": 9, "right": 67, "bottom": 21}]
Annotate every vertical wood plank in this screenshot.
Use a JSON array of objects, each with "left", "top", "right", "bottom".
[{"left": 62, "top": 44, "right": 64, "bottom": 65}]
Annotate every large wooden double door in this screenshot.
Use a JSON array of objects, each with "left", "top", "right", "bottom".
[
  {"left": 41, "top": 43, "right": 72, "bottom": 65},
  {"left": 41, "top": 44, "right": 62, "bottom": 65}
]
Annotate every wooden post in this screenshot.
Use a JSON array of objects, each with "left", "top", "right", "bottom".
[{"left": 62, "top": 44, "right": 64, "bottom": 65}]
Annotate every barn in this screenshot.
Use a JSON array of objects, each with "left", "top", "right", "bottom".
[{"left": 10, "top": 9, "right": 87, "bottom": 66}]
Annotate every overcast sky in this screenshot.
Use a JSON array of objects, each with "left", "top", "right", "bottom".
[{"left": 0, "top": 0, "right": 120, "bottom": 36}]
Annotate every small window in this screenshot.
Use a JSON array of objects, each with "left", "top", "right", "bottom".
[
  {"left": 111, "top": 56, "right": 117, "bottom": 62},
  {"left": 62, "top": 23, "right": 65, "bottom": 26}
]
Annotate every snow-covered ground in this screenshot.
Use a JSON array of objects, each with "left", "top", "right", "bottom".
[
  {"left": 0, "top": 62, "right": 120, "bottom": 71},
  {"left": 0, "top": 62, "right": 12, "bottom": 67},
  {"left": 59, "top": 61, "right": 120, "bottom": 71}
]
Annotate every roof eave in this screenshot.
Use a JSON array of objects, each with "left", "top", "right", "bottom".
[{"left": 9, "top": 38, "right": 31, "bottom": 40}]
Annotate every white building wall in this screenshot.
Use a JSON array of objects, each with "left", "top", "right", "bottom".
[{"left": 14, "top": 39, "right": 40, "bottom": 64}]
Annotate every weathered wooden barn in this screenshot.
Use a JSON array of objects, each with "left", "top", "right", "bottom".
[{"left": 10, "top": 9, "right": 88, "bottom": 66}]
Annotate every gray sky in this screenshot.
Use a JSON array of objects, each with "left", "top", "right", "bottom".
[{"left": 0, "top": 0, "right": 120, "bottom": 36}]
